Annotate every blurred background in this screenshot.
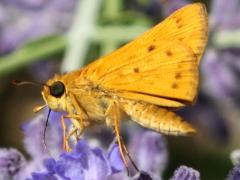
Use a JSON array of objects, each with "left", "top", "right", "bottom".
[{"left": 1, "top": 0, "right": 240, "bottom": 179}]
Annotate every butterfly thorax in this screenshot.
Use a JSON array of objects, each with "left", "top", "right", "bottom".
[{"left": 42, "top": 72, "right": 118, "bottom": 125}]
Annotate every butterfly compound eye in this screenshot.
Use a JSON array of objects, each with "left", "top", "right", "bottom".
[{"left": 50, "top": 81, "right": 65, "bottom": 98}]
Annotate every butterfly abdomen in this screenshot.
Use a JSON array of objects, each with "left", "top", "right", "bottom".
[{"left": 120, "top": 100, "right": 196, "bottom": 135}]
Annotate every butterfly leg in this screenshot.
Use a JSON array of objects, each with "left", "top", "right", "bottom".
[
  {"left": 120, "top": 137, "right": 139, "bottom": 172},
  {"left": 111, "top": 102, "right": 129, "bottom": 172},
  {"left": 106, "top": 101, "right": 139, "bottom": 174},
  {"left": 61, "top": 115, "right": 71, "bottom": 152},
  {"left": 65, "top": 114, "right": 84, "bottom": 135},
  {"left": 61, "top": 115, "right": 82, "bottom": 152},
  {"left": 65, "top": 114, "right": 86, "bottom": 143},
  {"left": 68, "top": 93, "right": 88, "bottom": 133},
  {"left": 61, "top": 93, "right": 89, "bottom": 148},
  {"left": 67, "top": 127, "right": 78, "bottom": 145},
  {"left": 113, "top": 119, "right": 139, "bottom": 174}
]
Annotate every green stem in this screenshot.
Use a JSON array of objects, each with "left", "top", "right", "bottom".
[
  {"left": 101, "top": 40, "right": 118, "bottom": 55},
  {"left": 102, "top": 0, "right": 123, "bottom": 18},
  {"left": 93, "top": 25, "right": 148, "bottom": 43},
  {"left": 61, "top": 0, "right": 103, "bottom": 72},
  {"left": 0, "top": 0, "right": 150, "bottom": 76},
  {"left": 213, "top": 29, "right": 240, "bottom": 49},
  {"left": 0, "top": 35, "right": 66, "bottom": 76},
  {"left": 0, "top": 24, "right": 148, "bottom": 76}
]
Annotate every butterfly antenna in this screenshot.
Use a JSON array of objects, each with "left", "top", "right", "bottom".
[
  {"left": 11, "top": 80, "right": 49, "bottom": 87},
  {"left": 12, "top": 80, "right": 52, "bottom": 156},
  {"left": 43, "top": 108, "right": 52, "bottom": 157}
]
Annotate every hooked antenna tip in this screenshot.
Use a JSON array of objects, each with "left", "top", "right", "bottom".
[{"left": 11, "top": 80, "right": 20, "bottom": 86}]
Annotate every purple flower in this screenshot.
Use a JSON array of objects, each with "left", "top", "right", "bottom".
[
  {"left": 171, "top": 165, "right": 200, "bottom": 180},
  {"left": 21, "top": 111, "right": 64, "bottom": 159},
  {"left": 227, "top": 165, "right": 240, "bottom": 180},
  {"left": 43, "top": 158, "right": 56, "bottom": 174},
  {"left": 211, "top": 0, "right": 240, "bottom": 30},
  {"left": 0, "top": 0, "right": 76, "bottom": 53},
  {"left": 28, "top": 172, "right": 58, "bottom": 180},
  {"left": 15, "top": 110, "right": 66, "bottom": 179},
  {"left": 198, "top": 0, "right": 240, "bottom": 142},
  {"left": 133, "top": 0, "right": 162, "bottom": 17},
  {"left": 108, "top": 141, "right": 125, "bottom": 173},
  {"left": 133, "top": 0, "right": 188, "bottom": 19},
  {"left": 0, "top": 148, "right": 26, "bottom": 179},
  {"left": 28, "top": 139, "right": 125, "bottom": 180},
  {"left": 13, "top": 109, "right": 125, "bottom": 179},
  {"left": 129, "top": 131, "right": 168, "bottom": 176},
  {"left": 202, "top": 0, "right": 240, "bottom": 101},
  {"left": 159, "top": 0, "right": 188, "bottom": 16},
  {"left": 202, "top": 49, "right": 237, "bottom": 100},
  {"left": 10, "top": 0, "right": 50, "bottom": 9},
  {"left": 131, "top": 171, "right": 157, "bottom": 180}
]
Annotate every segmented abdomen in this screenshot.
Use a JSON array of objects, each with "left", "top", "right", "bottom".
[{"left": 120, "top": 99, "right": 196, "bottom": 135}]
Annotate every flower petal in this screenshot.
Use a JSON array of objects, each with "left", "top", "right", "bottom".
[
  {"left": 131, "top": 171, "right": 160, "bottom": 180},
  {"left": 30, "top": 172, "right": 58, "bottom": 180},
  {"left": 171, "top": 165, "right": 200, "bottom": 180},
  {"left": 130, "top": 131, "right": 168, "bottom": 175},
  {"left": 55, "top": 140, "right": 112, "bottom": 180},
  {"left": 0, "top": 148, "right": 26, "bottom": 179},
  {"left": 227, "top": 165, "right": 240, "bottom": 180},
  {"left": 22, "top": 113, "right": 63, "bottom": 159},
  {"left": 108, "top": 141, "right": 125, "bottom": 173},
  {"left": 44, "top": 158, "right": 56, "bottom": 173}
]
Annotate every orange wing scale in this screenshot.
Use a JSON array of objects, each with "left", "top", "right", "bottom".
[{"left": 80, "top": 3, "right": 208, "bottom": 107}]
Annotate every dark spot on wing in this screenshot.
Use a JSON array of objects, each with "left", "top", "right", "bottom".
[
  {"left": 148, "top": 45, "right": 156, "bottom": 52},
  {"left": 133, "top": 67, "right": 139, "bottom": 73},
  {"left": 166, "top": 50, "right": 172, "bottom": 56},
  {"left": 175, "top": 73, "right": 182, "bottom": 79},
  {"left": 177, "top": 24, "right": 183, "bottom": 29},
  {"left": 178, "top": 37, "right": 184, "bottom": 41},
  {"left": 172, "top": 83, "right": 178, "bottom": 89},
  {"left": 174, "top": 16, "right": 183, "bottom": 29},
  {"left": 129, "top": 54, "right": 136, "bottom": 59},
  {"left": 176, "top": 18, "right": 181, "bottom": 23}
]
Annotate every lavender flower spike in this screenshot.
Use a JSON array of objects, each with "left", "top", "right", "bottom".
[
  {"left": 227, "top": 165, "right": 240, "bottom": 180},
  {"left": 131, "top": 171, "right": 160, "bottom": 180},
  {"left": 130, "top": 131, "right": 168, "bottom": 176},
  {"left": 28, "top": 139, "right": 125, "bottom": 180},
  {"left": 171, "top": 165, "right": 200, "bottom": 180},
  {"left": 0, "top": 148, "right": 26, "bottom": 180}
]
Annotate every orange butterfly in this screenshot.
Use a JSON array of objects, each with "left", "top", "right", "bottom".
[{"left": 24, "top": 3, "right": 208, "bottom": 171}]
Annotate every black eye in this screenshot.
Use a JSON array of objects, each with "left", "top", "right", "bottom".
[{"left": 50, "top": 81, "right": 65, "bottom": 98}]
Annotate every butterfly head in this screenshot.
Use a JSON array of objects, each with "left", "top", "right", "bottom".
[{"left": 42, "top": 74, "right": 68, "bottom": 111}]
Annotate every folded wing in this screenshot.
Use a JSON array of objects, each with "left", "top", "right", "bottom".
[{"left": 81, "top": 3, "right": 208, "bottom": 107}]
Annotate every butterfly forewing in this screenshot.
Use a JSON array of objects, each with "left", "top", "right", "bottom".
[
  {"left": 154, "top": 3, "right": 208, "bottom": 63},
  {"left": 81, "top": 3, "right": 208, "bottom": 107}
]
